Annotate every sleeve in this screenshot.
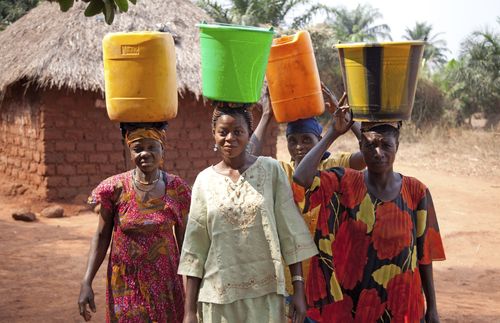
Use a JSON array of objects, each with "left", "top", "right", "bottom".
[
  {"left": 177, "top": 176, "right": 210, "bottom": 278},
  {"left": 273, "top": 162, "right": 318, "bottom": 265},
  {"left": 87, "top": 176, "right": 120, "bottom": 212},
  {"left": 278, "top": 160, "right": 295, "bottom": 184},
  {"left": 417, "top": 188, "right": 446, "bottom": 265},
  {"left": 170, "top": 176, "right": 192, "bottom": 229},
  {"left": 301, "top": 169, "right": 341, "bottom": 214},
  {"left": 322, "top": 153, "right": 352, "bottom": 169}
]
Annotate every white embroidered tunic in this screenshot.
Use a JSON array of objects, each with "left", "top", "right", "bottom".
[{"left": 178, "top": 157, "right": 318, "bottom": 304}]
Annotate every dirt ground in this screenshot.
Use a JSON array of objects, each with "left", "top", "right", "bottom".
[{"left": 1, "top": 127, "right": 500, "bottom": 322}]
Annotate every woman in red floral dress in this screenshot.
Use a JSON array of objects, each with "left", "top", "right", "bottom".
[
  {"left": 293, "top": 107, "right": 445, "bottom": 323},
  {"left": 77, "top": 123, "right": 191, "bottom": 322}
]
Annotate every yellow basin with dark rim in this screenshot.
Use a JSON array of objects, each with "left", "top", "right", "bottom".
[{"left": 336, "top": 41, "right": 425, "bottom": 121}]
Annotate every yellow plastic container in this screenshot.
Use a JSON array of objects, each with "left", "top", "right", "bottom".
[
  {"left": 266, "top": 31, "right": 324, "bottom": 123},
  {"left": 336, "top": 41, "right": 425, "bottom": 121},
  {"left": 103, "top": 32, "right": 178, "bottom": 122}
]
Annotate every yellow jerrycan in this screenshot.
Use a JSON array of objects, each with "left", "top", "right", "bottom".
[{"left": 103, "top": 32, "right": 177, "bottom": 122}]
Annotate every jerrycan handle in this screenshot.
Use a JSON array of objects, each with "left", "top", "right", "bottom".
[{"left": 273, "top": 33, "right": 299, "bottom": 46}]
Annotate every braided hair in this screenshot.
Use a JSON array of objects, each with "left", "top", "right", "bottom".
[{"left": 211, "top": 104, "right": 254, "bottom": 135}]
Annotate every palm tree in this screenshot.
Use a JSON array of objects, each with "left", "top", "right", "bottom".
[
  {"left": 403, "top": 22, "right": 449, "bottom": 71},
  {"left": 197, "top": 0, "right": 311, "bottom": 27},
  {"left": 196, "top": 0, "right": 233, "bottom": 24},
  {"left": 327, "top": 4, "right": 392, "bottom": 42},
  {"left": 445, "top": 19, "right": 500, "bottom": 125}
]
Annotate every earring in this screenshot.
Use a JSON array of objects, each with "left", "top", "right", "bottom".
[{"left": 213, "top": 144, "right": 218, "bottom": 152}]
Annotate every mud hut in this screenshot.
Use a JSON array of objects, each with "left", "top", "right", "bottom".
[{"left": 0, "top": 0, "right": 278, "bottom": 201}]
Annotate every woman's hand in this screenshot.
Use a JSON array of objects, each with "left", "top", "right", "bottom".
[
  {"left": 289, "top": 283, "right": 307, "bottom": 323},
  {"left": 78, "top": 282, "right": 96, "bottom": 321},
  {"left": 261, "top": 86, "right": 273, "bottom": 118},
  {"left": 321, "top": 82, "right": 339, "bottom": 113},
  {"left": 182, "top": 311, "right": 198, "bottom": 323},
  {"left": 331, "top": 93, "right": 353, "bottom": 135}
]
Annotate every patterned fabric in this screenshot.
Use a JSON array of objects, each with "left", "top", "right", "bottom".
[
  {"left": 279, "top": 153, "right": 352, "bottom": 295},
  {"left": 298, "top": 168, "right": 445, "bottom": 323},
  {"left": 125, "top": 128, "right": 165, "bottom": 146},
  {"left": 178, "top": 156, "right": 317, "bottom": 305},
  {"left": 89, "top": 170, "right": 191, "bottom": 323}
]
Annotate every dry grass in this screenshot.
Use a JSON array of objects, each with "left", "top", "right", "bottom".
[{"left": 276, "top": 124, "right": 500, "bottom": 178}]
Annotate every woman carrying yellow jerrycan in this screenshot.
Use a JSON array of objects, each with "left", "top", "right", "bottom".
[
  {"left": 78, "top": 123, "right": 191, "bottom": 322},
  {"left": 78, "top": 32, "right": 189, "bottom": 322}
]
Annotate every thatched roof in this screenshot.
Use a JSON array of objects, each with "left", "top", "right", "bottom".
[{"left": 0, "top": 0, "right": 211, "bottom": 96}]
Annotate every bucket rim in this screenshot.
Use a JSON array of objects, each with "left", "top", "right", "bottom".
[
  {"left": 196, "top": 22, "right": 274, "bottom": 34},
  {"left": 335, "top": 40, "right": 426, "bottom": 48}
]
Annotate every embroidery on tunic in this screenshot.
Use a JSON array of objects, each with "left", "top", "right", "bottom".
[
  {"left": 210, "top": 163, "right": 265, "bottom": 234},
  {"left": 213, "top": 274, "right": 279, "bottom": 297}
]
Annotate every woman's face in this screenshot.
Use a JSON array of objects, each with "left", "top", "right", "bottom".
[
  {"left": 129, "top": 138, "right": 163, "bottom": 173},
  {"left": 213, "top": 114, "right": 250, "bottom": 159},
  {"left": 287, "top": 132, "right": 320, "bottom": 165},
  {"left": 360, "top": 131, "right": 398, "bottom": 173}
]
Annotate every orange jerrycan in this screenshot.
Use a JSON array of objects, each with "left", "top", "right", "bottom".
[
  {"left": 103, "top": 32, "right": 177, "bottom": 122},
  {"left": 266, "top": 31, "right": 324, "bottom": 123}
]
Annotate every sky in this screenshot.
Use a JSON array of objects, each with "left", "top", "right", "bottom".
[{"left": 292, "top": 0, "right": 500, "bottom": 59}]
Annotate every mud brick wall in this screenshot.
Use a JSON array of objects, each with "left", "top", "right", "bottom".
[
  {"left": 40, "top": 88, "right": 126, "bottom": 200},
  {"left": 0, "top": 84, "right": 45, "bottom": 196},
  {"left": 0, "top": 85, "right": 278, "bottom": 201}
]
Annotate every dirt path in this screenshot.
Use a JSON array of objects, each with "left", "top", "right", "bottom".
[
  {"left": 395, "top": 164, "right": 500, "bottom": 322},
  {"left": 1, "top": 140, "right": 499, "bottom": 322}
]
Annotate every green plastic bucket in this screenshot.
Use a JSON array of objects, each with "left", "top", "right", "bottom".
[{"left": 197, "top": 23, "right": 274, "bottom": 103}]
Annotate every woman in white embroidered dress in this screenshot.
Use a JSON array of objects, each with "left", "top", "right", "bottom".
[{"left": 178, "top": 104, "right": 318, "bottom": 323}]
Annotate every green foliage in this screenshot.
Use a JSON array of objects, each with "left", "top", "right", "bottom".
[
  {"left": 441, "top": 19, "right": 500, "bottom": 125},
  {"left": 114, "top": 0, "right": 128, "bottom": 12},
  {"left": 326, "top": 4, "right": 391, "bottom": 42},
  {"left": 58, "top": 0, "right": 74, "bottom": 12},
  {"left": 0, "top": 0, "right": 39, "bottom": 30},
  {"left": 196, "top": 0, "right": 232, "bottom": 24},
  {"left": 47, "top": 0, "right": 136, "bottom": 24},
  {"left": 197, "top": 0, "right": 317, "bottom": 27},
  {"left": 290, "top": 4, "right": 335, "bottom": 29},
  {"left": 403, "top": 22, "right": 449, "bottom": 72},
  {"left": 84, "top": 0, "right": 104, "bottom": 17}
]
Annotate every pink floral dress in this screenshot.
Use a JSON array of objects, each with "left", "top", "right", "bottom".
[{"left": 89, "top": 170, "right": 191, "bottom": 323}]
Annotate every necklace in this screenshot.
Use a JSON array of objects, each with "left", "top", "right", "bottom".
[
  {"left": 132, "top": 178, "right": 158, "bottom": 192},
  {"left": 133, "top": 169, "right": 160, "bottom": 185},
  {"left": 132, "top": 171, "right": 162, "bottom": 202}
]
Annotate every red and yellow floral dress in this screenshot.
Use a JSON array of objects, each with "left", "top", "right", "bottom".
[
  {"left": 89, "top": 170, "right": 191, "bottom": 323},
  {"left": 296, "top": 167, "right": 445, "bottom": 323}
]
